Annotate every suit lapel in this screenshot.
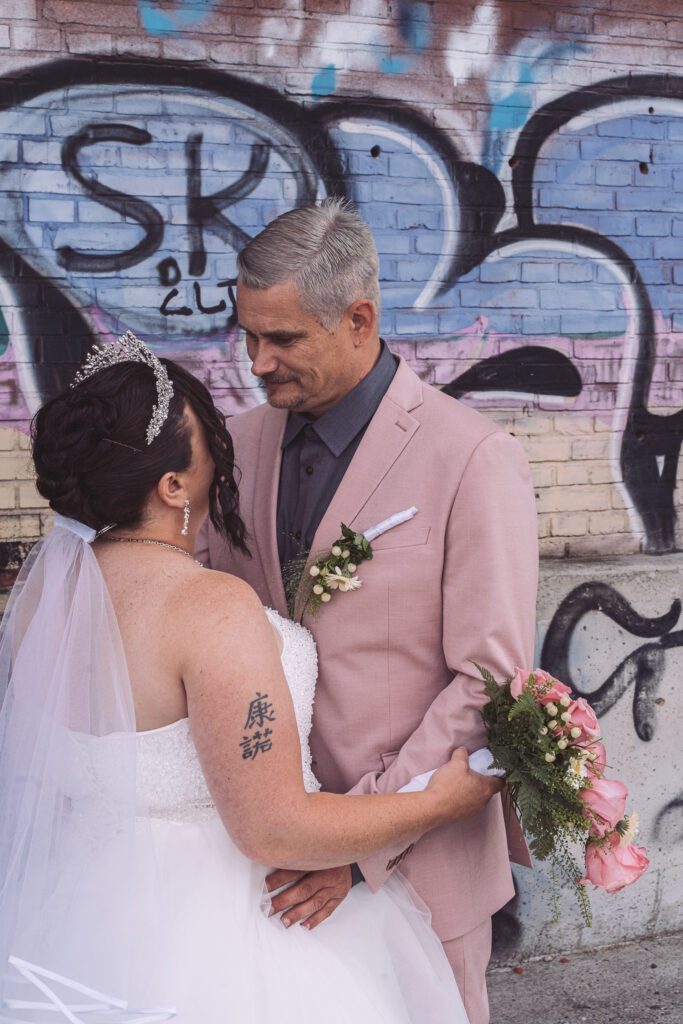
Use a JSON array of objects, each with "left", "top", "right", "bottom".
[
  {"left": 250, "top": 406, "right": 289, "bottom": 615},
  {"left": 308, "top": 358, "right": 423, "bottom": 555}
]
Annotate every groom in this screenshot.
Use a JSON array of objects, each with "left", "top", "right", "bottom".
[{"left": 197, "top": 199, "right": 538, "bottom": 1024}]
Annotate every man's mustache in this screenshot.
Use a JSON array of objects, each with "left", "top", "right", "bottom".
[{"left": 258, "top": 373, "right": 301, "bottom": 386}]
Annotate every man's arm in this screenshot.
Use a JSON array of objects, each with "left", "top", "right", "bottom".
[{"left": 349, "top": 429, "right": 539, "bottom": 889}]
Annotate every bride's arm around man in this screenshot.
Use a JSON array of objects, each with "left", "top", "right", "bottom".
[{"left": 198, "top": 198, "right": 539, "bottom": 1024}]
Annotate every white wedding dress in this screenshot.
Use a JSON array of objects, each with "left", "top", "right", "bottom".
[{"left": 115, "top": 609, "right": 467, "bottom": 1024}]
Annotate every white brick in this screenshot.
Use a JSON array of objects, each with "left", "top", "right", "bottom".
[
  {"left": 588, "top": 510, "right": 632, "bottom": 535},
  {"left": 535, "top": 485, "right": 612, "bottom": 514},
  {"left": 18, "top": 482, "right": 49, "bottom": 510},
  {"left": 0, "top": 429, "right": 18, "bottom": 452},
  {"left": 0, "top": 454, "right": 34, "bottom": 481},
  {"left": 11, "top": 26, "right": 62, "bottom": 50},
  {"left": 0, "top": 515, "right": 41, "bottom": 540},
  {"left": 522, "top": 439, "right": 572, "bottom": 463},
  {"left": 66, "top": 31, "right": 113, "bottom": 55},
  {"left": 550, "top": 513, "right": 589, "bottom": 537},
  {"left": 539, "top": 537, "right": 572, "bottom": 558},
  {"left": 2, "top": 0, "right": 37, "bottom": 17},
  {"left": 571, "top": 438, "right": 610, "bottom": 460},
  {"left": 0, "top": 485, "right": 16, "bottom": 510},
  {"left": 556, "top": 462, "right": 616, "bottom": 486},
  {"left": 563, "top": 534, "right": 640, "bottom": 557},
  {"left": 529, "top": 464, "right": 556, "bottom": 489}
]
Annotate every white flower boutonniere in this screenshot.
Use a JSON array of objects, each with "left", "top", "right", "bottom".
[{"left": 288, "top": 507, "right": 419, "bottom": 618}]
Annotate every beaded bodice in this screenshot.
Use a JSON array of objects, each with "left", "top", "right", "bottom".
[{"left": 135, "top": 609, "right": 320, "bottom": 823}]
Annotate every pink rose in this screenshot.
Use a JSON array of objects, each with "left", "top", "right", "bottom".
[
  {"left": 539, "top": 677, "right": 573, "bottom": 706},
  {"left": 580, "top": 778, "right": 628, "bottom": 836},
  {"left": 584, "top": 741, "right": 607, "bottom": 778},
  {"left": 510, "top": 666, "right": 531, "bottom": 700},
  {"left": 568, "top": 697, "right": 601, "bottom": 742},
  {"left": 510, "top": 667, "right": 570, "bottom": 703},
  {"left": 581, "top": 833, "right": 650, "bottom": 893}
]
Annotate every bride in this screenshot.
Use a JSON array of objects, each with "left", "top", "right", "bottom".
[{"left": 0, "top": 335, "right": 501, "bottom": 1023}]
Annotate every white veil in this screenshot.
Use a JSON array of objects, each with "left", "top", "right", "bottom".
[{"left": 0, "top": 516, "right": 174, "bottom": 1023}]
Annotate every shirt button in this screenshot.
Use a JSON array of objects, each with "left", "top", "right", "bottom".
[{"left": 306, "top": 465, "right": 314, "bottom": 476}]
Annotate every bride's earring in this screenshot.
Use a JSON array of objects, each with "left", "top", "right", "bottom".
[{"left": 181, "top": 498, "right": 190, "bottom": 537}]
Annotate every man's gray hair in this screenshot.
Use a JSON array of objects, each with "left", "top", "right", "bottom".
[{"left": 237, "top": 197, "right": 381, "bottom": 330}]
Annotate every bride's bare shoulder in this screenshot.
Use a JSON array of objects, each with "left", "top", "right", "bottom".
[
  {"left": 171, "top": 567, "right": 268, "bottom": 638},
  {"left": 171, "top": 570, "right": 280, "bottom": 675}
]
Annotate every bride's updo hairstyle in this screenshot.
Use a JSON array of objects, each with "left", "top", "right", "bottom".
[{"left": 31, "top": 357, "right": 249, "bottom": 552}]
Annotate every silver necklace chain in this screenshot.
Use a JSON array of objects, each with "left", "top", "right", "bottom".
[{"left": 101, "top": 534, "right": 202, "bottom": 566}]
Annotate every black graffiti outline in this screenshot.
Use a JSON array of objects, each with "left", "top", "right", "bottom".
[
  {"left": 185, "top": 132, "right": 270, "bottom": 278},
  {"left": 59, "top": 122, "right": 165, "bottom": 272},
  {"left": 541, "top": 581, "right": 683, "bottom": 741},
  {"left": 655, "top": 796, "right": 683, "bottom": 841}
]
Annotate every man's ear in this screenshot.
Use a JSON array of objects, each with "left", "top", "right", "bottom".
[{"left": 348, "top": 299, "right": 376, "bottom": 345}]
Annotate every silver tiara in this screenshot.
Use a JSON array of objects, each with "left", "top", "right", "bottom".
[{"left": 72, "top": 331, "right": 174, "bottom": 445}]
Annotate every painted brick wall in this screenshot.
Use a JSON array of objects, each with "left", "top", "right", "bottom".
[
  {"left": 0, "top": 0, "right": 682, "bottom": 961},
  {"left": 0, "top": 0, "right": 681, "bottom": 577}
]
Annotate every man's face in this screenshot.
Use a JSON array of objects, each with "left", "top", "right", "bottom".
[{"left": 237, "top": 280, "right": 370, "bottom": 417}]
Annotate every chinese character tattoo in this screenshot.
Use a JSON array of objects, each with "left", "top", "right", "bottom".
[
  {"left": 240, "top": 728, "right": 274, "bottom": 760},
  {"left": 244, "top": 692, "right": 276, "bottom": 730},
  {"left": 240, "top": 693, "right": 276, "bottom": 761}
]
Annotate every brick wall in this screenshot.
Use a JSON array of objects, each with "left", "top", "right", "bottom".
[
  {"left": 0, "top": 0, "right": 682, "bottom": 961},
  {"left": 0, "top": 0, "right": 682, "bottom": 577}
]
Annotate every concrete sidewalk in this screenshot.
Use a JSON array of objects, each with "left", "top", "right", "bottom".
[{"left": 488, "top": 931, "right": 682, "bottom": 1024}]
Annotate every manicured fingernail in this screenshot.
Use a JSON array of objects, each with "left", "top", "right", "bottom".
[
  {"left": 268, "top": 906, "right": 275, "bottom": 917},
  {"left": 302, "top": 923, "right": 310, "bottom": 930},
  {"left": 282, "top": 917, "right": 291, "bottom": 928}
]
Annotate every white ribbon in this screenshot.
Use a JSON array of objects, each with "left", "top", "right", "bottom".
[
  {"left": 363, "top": 507, "right": 419, "bottom": 543},
  {"left": 398, "top": 749, "right": 505, "bottom": 794},
  {"left": 53, "top": 515, "right": 97, "bottom": 545}
]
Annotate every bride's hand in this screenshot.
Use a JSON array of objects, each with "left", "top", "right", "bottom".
[{"left": 426, "top": 748, "right": 504, "bottom": 827}]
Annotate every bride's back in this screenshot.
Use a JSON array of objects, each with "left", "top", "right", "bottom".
[{"left": 94, "top": 540, "right": 206, "bottom": 731}]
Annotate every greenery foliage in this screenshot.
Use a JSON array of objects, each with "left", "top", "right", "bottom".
[{"left": 475, "top": 663, "right": 594, "bottom": 926}]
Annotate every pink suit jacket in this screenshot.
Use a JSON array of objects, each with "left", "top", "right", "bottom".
[{"left": 197, "top": 357, "right": 538, "bottom": 941}]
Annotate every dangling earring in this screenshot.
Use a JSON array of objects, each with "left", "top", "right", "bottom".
[{"left": 181, "top": 498, "right": 190, "bottom": 537}]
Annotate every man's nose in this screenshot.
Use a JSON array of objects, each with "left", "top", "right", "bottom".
[{"left": 249, "top": 341, "right": 278, "bottom": 378}]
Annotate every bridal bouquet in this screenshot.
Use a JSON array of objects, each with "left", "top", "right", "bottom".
[{"left": 476, "top": 664, "right": 649, "bottom": 926}]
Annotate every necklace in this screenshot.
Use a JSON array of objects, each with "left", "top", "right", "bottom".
[{"left": 101, "top": 534, "right": 202, "bottom": 566}]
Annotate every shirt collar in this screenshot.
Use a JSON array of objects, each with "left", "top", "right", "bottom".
[{"left": 282, "top": 342, "right": 397, "bottom": 456}]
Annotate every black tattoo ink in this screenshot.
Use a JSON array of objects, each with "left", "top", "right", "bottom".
[
  {"left": 244, "top": 693, "right": 276, "bottom": 731},
  {"left": 240, "top": 728, "right": 274, "bottom": 760},
  {"left": 239, "top": 693, "right": 276, "bottom": 761}
]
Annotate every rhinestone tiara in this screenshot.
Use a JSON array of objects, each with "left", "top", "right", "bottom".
[{"left": 72, "top": 331, "right": 174, "bottom": 445}]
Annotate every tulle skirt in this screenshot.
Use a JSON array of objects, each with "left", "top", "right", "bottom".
[{"left": 126, "top": 814, "right": 468, "bottom": 1024}]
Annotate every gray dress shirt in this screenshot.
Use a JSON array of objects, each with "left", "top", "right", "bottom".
[
  {"left": 276, "top": 342, "right": 397, "bottom": 888},
  {"left": 276, "top": 341, "right": 398, "bottom": 571}
]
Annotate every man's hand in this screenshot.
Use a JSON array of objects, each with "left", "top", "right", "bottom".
[{"left": 265, "top": 865, "right": 353, "bottom": 930}]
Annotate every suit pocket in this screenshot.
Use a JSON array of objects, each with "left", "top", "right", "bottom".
[
  {"left": 370, "top": 526, "right": 431, "bottom": 551},
  {"left": 380, "top": 750, "right": 400, "bottom": 771}
]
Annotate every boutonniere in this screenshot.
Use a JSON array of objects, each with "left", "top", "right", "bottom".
[{"left": 287, "top": 507, "right": 418, "bottom": 619}]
